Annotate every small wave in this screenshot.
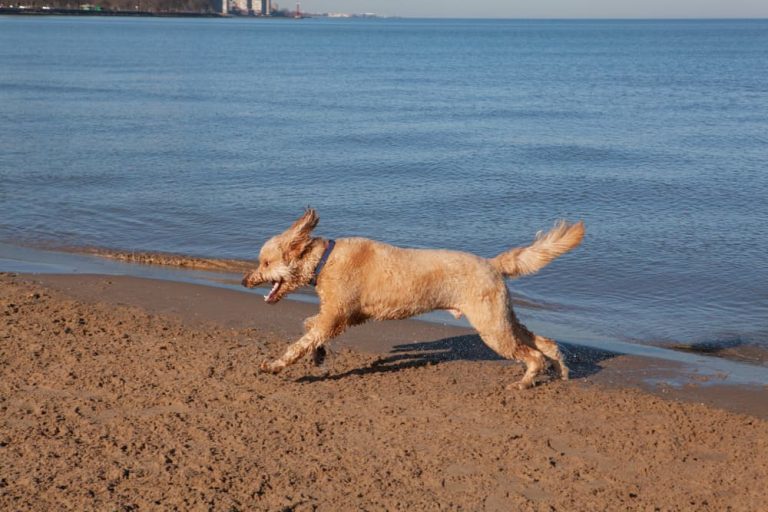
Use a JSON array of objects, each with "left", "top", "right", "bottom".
[
  {"left": 506, "top": 290, "right": 569, "bottom": 312},
  {"left": 63, "top": 246, "right": 255, "bottom": 274},
  {"left": 665, "top": 339, "right": 768, "bottom": 368}
]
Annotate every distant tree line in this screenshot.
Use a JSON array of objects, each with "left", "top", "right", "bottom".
[
  {"left": 15, "top": 0, "right": 218, "bottom": 12},
  {"left": 7, "top": 0, "right": 310, "bottom": 13},
  {"left": 3, "top": 0, "right": 303, "bottom": 15},
  {"left": 107, "top": 0, "right": 216, "bottom": 12}
]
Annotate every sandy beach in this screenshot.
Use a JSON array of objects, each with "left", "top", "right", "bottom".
[{"left": 2, "top": 271, "right": 768, "bottom": 511}]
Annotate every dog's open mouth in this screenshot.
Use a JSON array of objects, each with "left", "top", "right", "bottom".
[{"left": 265, "top": 280, "right": 283, "bottom": 304}]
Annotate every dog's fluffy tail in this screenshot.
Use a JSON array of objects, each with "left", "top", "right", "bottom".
[{"left": 489, "top": 220, "right": 585, "bottom": 278}]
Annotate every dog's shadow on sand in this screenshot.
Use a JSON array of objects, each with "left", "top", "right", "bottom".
[{"left": 297, "top": 334, "right": 619, "bottom": 383}]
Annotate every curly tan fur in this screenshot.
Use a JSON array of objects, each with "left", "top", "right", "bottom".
[{"left": 242, "top": 209, "right": 584, "bottom": 389}]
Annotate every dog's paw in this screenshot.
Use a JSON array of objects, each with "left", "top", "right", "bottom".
[
  {"left": 259, "top": 360, "right": 283, "bottom": 374},
  {"left": 311, "top": 346, "right": 327, "bottom": 367},
  {"left": 508, "top": 379, "right": 536, "bottom": 391}
]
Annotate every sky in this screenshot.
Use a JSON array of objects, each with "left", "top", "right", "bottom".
[{"left": 302, "top": 0, "right": 768, "bottom": 18}]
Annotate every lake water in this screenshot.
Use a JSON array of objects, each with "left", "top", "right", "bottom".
[{"left": 1, "top": 17, "right": 767, "bottom": 359}]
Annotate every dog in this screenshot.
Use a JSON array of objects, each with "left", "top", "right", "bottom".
[{"left": 242, "top": 209, "right": 584, "bottom": 389}]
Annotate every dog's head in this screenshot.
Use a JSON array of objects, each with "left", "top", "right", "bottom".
[{"left": 241, "top": 208, "right": 320, "bottom": 304}]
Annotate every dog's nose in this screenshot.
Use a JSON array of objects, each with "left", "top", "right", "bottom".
[{"left": 242, "top": 271, "right": 263, "bottom": 288}]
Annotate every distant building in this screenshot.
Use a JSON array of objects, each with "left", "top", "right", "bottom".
[
  {"left": 260, "top": 0, "right": 269, "bottom": 15},
  {"left": 230, "top": 0, "right": 248, "bottom": 13}
]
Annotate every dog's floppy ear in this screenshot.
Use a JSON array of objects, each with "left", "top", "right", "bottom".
[{"left": 285, "top": 208, "right": 319, "bottom": 260}]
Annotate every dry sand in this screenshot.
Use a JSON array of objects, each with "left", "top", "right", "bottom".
[{"left": 2, "top": 272, "right": 768, "bottom": 511}]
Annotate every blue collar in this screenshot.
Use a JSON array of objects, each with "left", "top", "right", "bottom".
[{"left": 310, "top": 239, "right": 335, "bottom": 286}]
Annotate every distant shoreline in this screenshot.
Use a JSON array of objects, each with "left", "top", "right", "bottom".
[{"left": 4, "top": 10, "right": 761, "bottom": 20}]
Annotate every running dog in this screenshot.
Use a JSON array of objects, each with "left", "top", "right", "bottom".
[{"left": 242, "top": 209, "right": 584, "bottom": 389}]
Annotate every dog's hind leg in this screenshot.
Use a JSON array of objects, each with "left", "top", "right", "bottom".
[
  {"left": 503, "top": 323, "right": 547, "bottom": 390},
  {"left": 531, "top": 335, "right": 569, "bottom": 380},
  {"left": 462, "top": 300, "right": 546, "bottom": 390}
]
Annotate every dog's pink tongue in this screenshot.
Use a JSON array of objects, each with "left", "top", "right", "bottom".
[{"left": 265, "top": 281, "right": 280, "bottom": 302}]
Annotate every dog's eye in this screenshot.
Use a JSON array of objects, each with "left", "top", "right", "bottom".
[{"left": 263, "top": 260, "right": 269, "bottom": 267}]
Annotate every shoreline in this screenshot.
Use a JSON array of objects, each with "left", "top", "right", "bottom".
[
  {"left": 3, "top": 240, "right": 768, "bottom": 366},
  {"left": 2, "top": 271, "right": 768, "bottom": 509}
]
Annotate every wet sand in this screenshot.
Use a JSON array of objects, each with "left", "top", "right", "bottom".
[{"left": 2, "top": 272, "right": 768, "bottom": 510}]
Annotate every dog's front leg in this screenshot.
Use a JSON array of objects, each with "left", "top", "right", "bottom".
[
  {"left": 303, "top": 314, "right": 319, "bottom": 332},
  {"left": 302, "top": 315, "right": 327, "bottom": 366},
  {"left": 260, "top": 321, "right": 341, "bottom": 374}
]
